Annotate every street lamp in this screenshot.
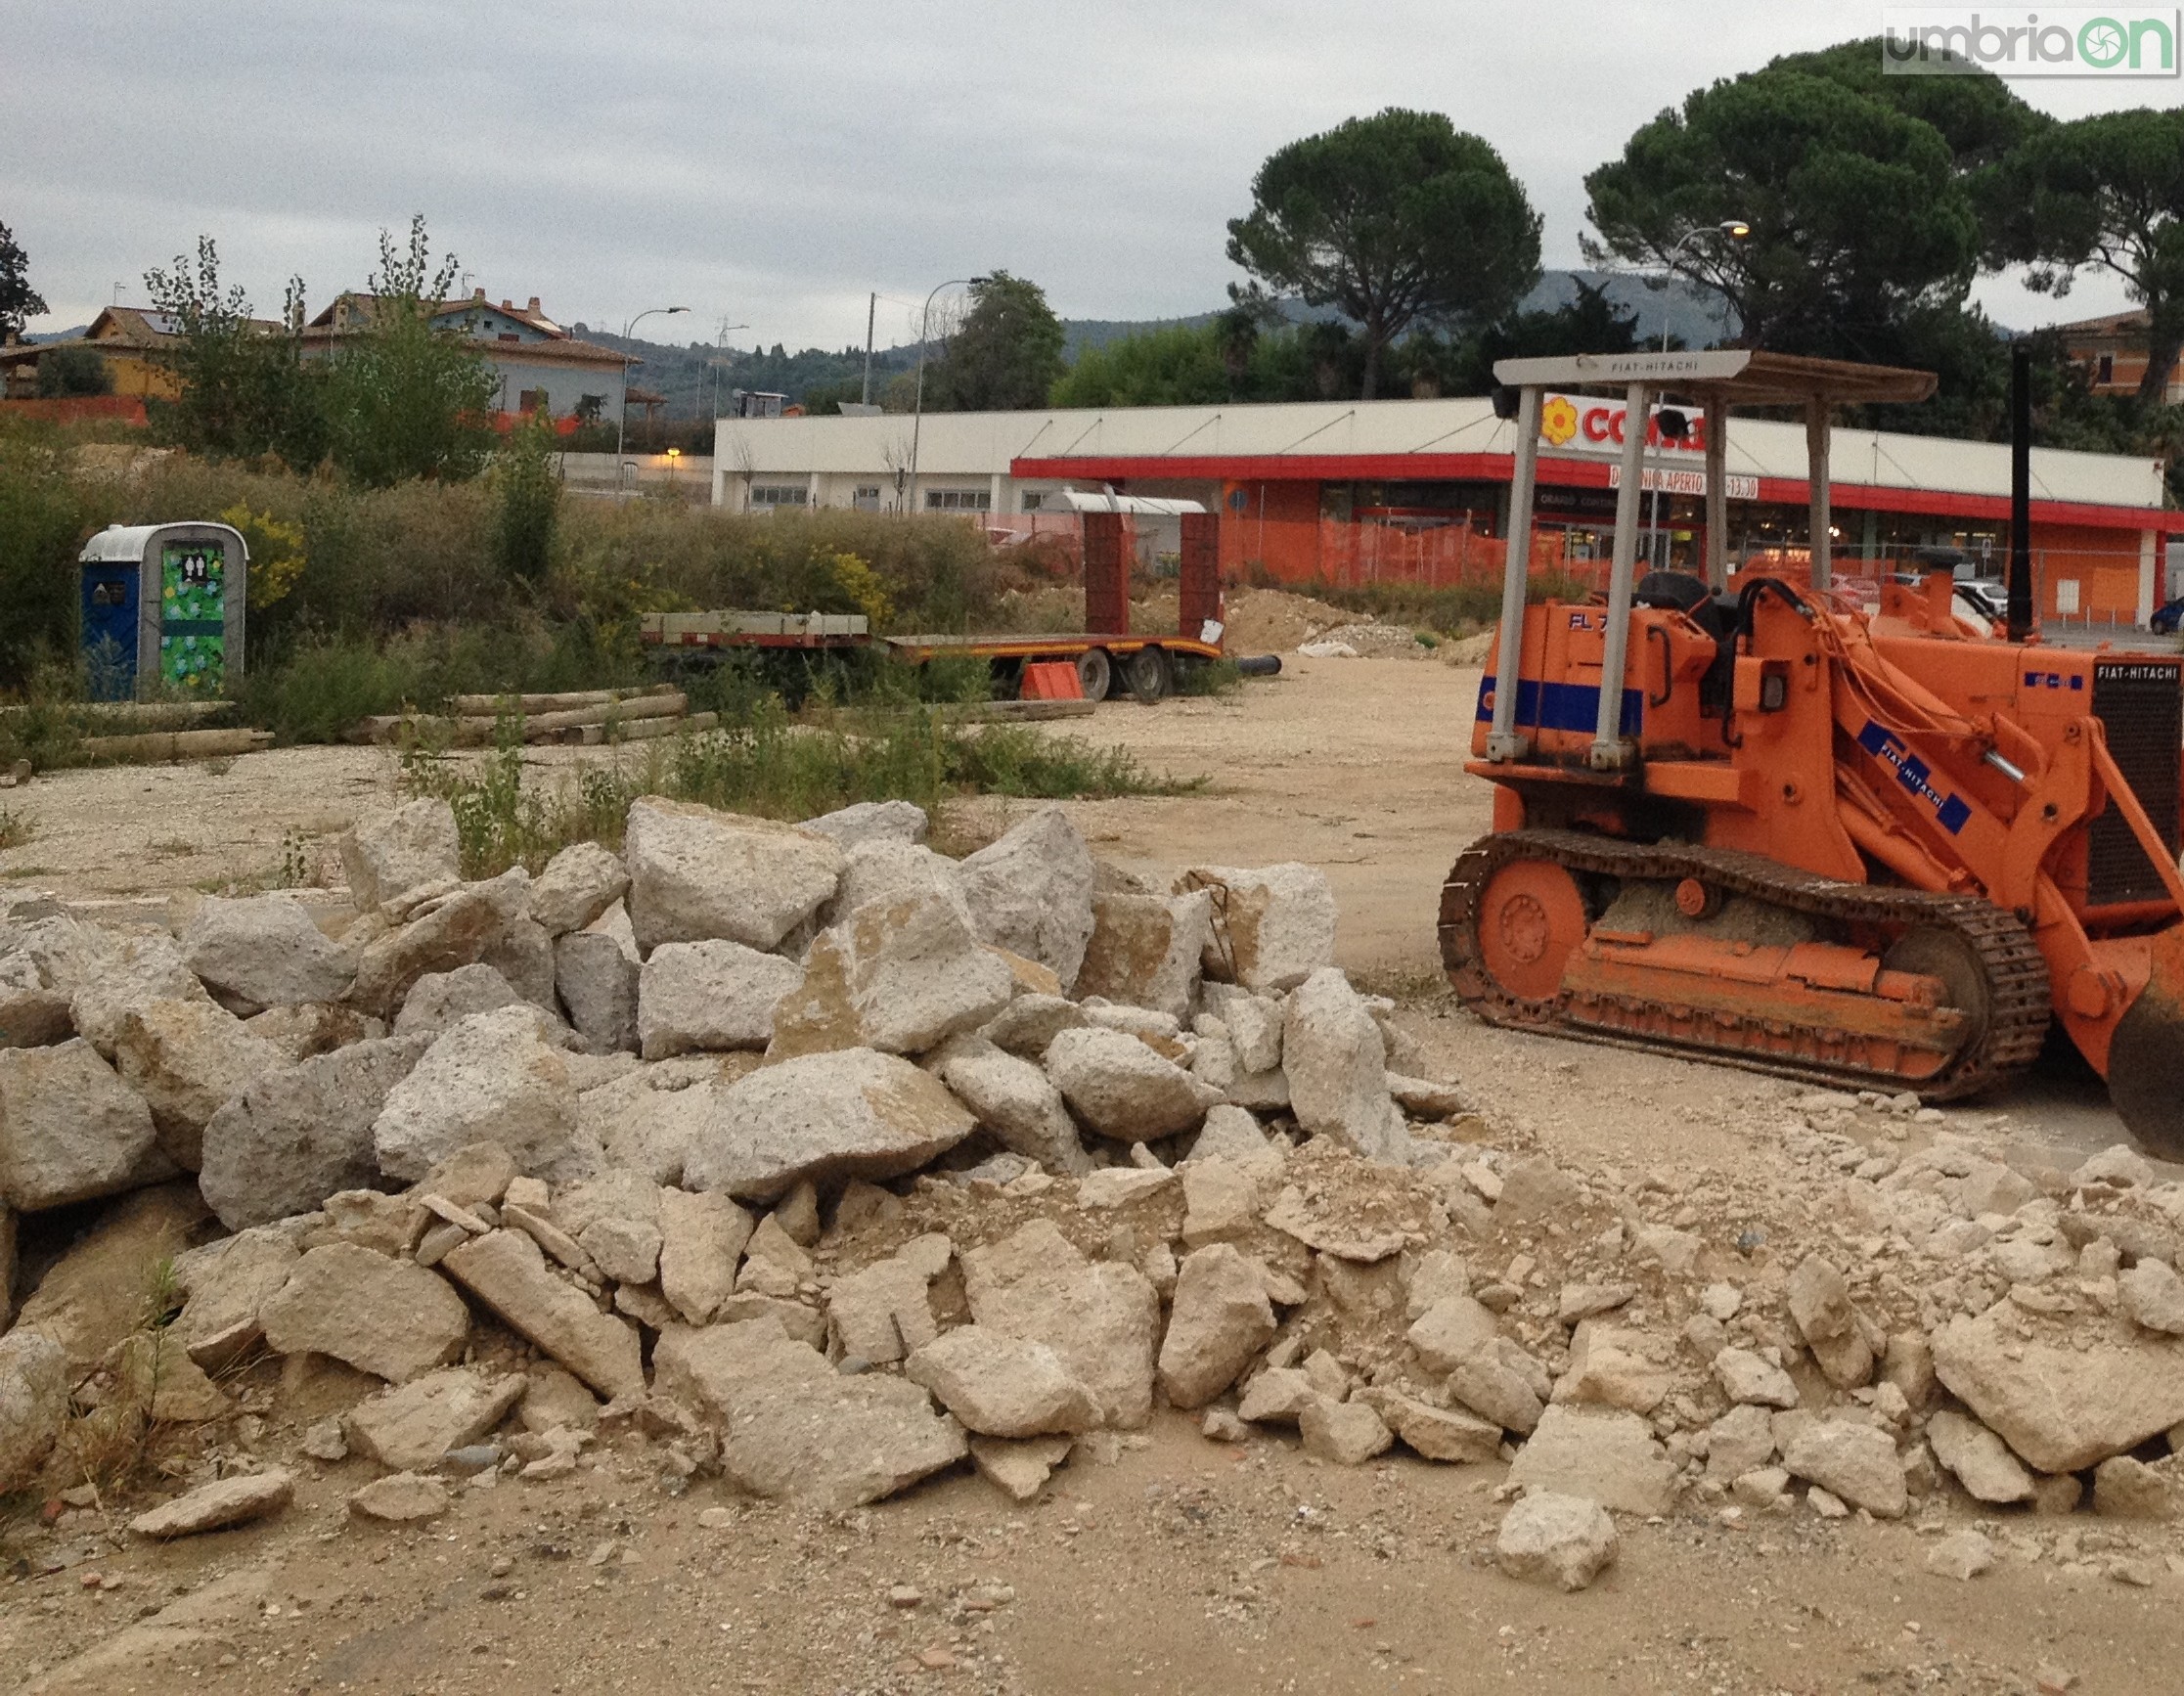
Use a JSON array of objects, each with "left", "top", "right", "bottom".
[
  {"left": 1647, "top": 220, "right": 1748, "bottom": 567},
  {"left": 906, "top": 276, "right": 990, "bottom": 514},
  {"left": 617, "top": 305, "right": 690, "bottom": 491}
]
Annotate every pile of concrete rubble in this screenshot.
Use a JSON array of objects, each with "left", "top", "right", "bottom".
[{"left": 3, "top": 793, "right": 2184, "bottom": 1596}]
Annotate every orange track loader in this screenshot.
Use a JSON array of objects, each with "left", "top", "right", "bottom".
[{"left": 1445, "top": 349, "right": 2184, "bottom": 1153}]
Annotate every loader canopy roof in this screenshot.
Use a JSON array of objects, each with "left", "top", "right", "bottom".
[{"left": 1491, "top": 349, "right": 1936, "bottom": 408}]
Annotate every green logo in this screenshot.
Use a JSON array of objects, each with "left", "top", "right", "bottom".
[{"left": 2080, "top": 17, "right": 2132, "bottom": 66}]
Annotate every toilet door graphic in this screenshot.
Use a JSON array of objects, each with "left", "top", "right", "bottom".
[{"left": 159, "top": 541, "right": 225, "bottom": 692}]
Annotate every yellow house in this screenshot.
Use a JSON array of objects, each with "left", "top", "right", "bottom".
[{"left": 0, "top": 306, "right": 278, "bottom": 401}]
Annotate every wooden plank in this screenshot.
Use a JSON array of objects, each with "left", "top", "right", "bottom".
[
  {"left": 447, "top": 687, "right": 677, "bottom": 715},
  {"left": 570, "top": 711, "right": 721, "bottom": 746}
]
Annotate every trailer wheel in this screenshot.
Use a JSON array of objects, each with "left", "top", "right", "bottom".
[
  {"left": 1075, "top": 647, "right": 1113, "bottom": 701},
  {"left": 1123, "top": 645, "right": 1172, "bottom": 704}
]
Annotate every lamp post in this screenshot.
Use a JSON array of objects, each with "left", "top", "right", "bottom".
[
  {"left": 617, "top": 305, "right": 689, "bottom": 492},
  {"left": 906, "top": 276, "right": 989, "bottom": 514},
  {"left": 1647, "top": 220, "right": 1748, "bottom": 567}
]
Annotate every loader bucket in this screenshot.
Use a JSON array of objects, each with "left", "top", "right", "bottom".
[{"left": 2109, "top": 921, "right": 2184, "bottom": 1161}]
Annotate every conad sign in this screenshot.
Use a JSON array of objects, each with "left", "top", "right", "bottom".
[{"left": 1538, "top": 392, "right": 1707, "bottom": 455}]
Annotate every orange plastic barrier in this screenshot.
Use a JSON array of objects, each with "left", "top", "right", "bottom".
[{"left": 1019, "top": 661, "right": 1085, "bottom": 701}]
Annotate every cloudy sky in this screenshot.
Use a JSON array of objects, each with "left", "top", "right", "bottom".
[{"left": 4, "top": 2, "right": 2168, "bottom": 350}]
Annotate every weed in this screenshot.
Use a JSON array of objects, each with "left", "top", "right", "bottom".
[
  {"left": 0, "top": 806, "right": 35, "bottom": 851},
  {"left": 1173, "top": 656, "right": 1243, "bottom": 697},
  {"left": 151, "top": 836, "right": 198, "bottom": 858},
  {"left": 947, "top": 725, "right": 1204, "bottom": 799},
  {"left": 275, "top": 826, "right": 314, "bottom": 888},
  {"left": 53, "top": 1256, "right": 189, "bottom": 1503}
]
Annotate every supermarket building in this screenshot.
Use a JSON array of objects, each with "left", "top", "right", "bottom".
[{"left": 714, "top": 395, "right": 2184, "bottom": 625}]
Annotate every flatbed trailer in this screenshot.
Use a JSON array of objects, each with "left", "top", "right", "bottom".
[{"left": 641, "top": 507, "right": 1256, "bottom": 702}]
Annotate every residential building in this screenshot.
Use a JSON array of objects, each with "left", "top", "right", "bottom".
[
  {"left": 0, "top": 305, "right": 281, "bottom": 400},
  {"left": 715, "top": 396, "right": 2181, "bottom": 625},
  {"left": 302, "top": 289, "right": 628, "bottom": 422},
  {"left": 2056, "top": 308, "right": 2184, "bottom": 402}
]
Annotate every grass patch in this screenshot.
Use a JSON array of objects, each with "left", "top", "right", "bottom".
[
  {"left": 0, "top": 805, "right": 34, "bottom": 850},
  {"left": 400, "top": 699, "right": 1199, "bottom": 879}
]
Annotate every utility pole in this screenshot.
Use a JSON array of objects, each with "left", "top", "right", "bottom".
[{"left": 861, "top": 291, "right": 877, "bottom": 405}]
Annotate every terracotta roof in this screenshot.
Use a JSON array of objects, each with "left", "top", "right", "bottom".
[
  {"left": 0, "top": 304, "right": 283, "bottom": 367},
  {"left": 302, "top": 290, "right": 626, "bottom": 368},
  {"left": 2052, "top": 308, "right": 2152, "bottom": 337}
]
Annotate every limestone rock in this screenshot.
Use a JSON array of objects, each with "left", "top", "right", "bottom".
[
  {"left": 1780, "top": 1419, "right": 1906, "bottom": 1518},
  {"left": 1553, "top": 1322, "right": 1671, "bottom": 1414},
  {"left": 1704, "top": 1404, "right": 1778, "bottom": 1480},
  {"left": 130, "top": 1469, "right": 293, "bottom": 1539},
  {"left": 555, "top": 930, "right": 639, "bottom": 1054},
  {"left": 14, "top": 1183, "right": 206, "bottom": 1373},
  {"left": 67, "top": 929, "right": 206, "bottom": 1058},
  {"left": 1926, "top": 1407, "right": 2034, "bottom": 1503},
  {"left": 827, "top": 1238, "right": 949, "bottom": 1364},
  {"left": 623, "top": 797, "right": 844, "bottom": 954},
  {"left": 0, "top": 914, "right": 113, "bottom": 1049},
  {"left": 1787, "top": 1253, "right": 1873, "bottom": 1388},
  {"left": 1299, "top": 1396, "right": 1393, "bottom": 1464},
  {"left": 1180, "top": 1156, "right": 1264, "bottom": 1248},
  {"left": 1505, "top": 1406, "right": 1674, "bottom": 1516},
  {"left": 657, "top": 1188, "right": 754, "bottom": 1325},
  {"left": 1237, "top": 1366, "right": 1316, "bottom": 1425},
  {"left": 826, "top": 839, "right": 968, "bottom": 929},
  {"left": 1073, "top": 890, "right": 1213, "bottom": 1020},
  {"left": 638, "top": 940, "right": 802, "bottom": 1059},
  {"left": 345, "top": 1366, "right": 526, "bottom": 1471},
  {"left": 2119, "top": 1258, "right": 2184, "bottom": 1335},
  {"left": 1714, "top": 1347, "right": 1800, "bottom": 1409},
  {"left": 929, "top": 1034, "right": 1091, "bottom": 1176},
  {"left": 1043, "top": 1025, "right": 1221, "bottom": 1142},
  {"left": 1932, "top": 1308, "right": 2184, "bottom": 1473},
  {"left": 244, "top": 1001, "right": 383, "bottom": 1062},
  {"left": 1188, "top": 1104, "right": 1285, "bottom": 1178},
  {"left": 1158, "top": 1243, "right": 1276, "bottom": 1408},
  {"left": 393, "top": 962, "right": 521, "bottom": 1038},
  {"left": 199, "top": 1035, "right": 429, "bottom": 1230},
  {"left": 0, "top": 1038, "right": 163, "bottom": 1211},
  {"left": 521, "top": 1361, "right": 602, "bottom": 1433},
  {"left": 111, "top": 999, "right": 285, "bottom": 1171},
  {"left": 341, "top": 798, "right": 460, "bottom": 912},
  {"left": 528, "top": 841, "right": 630, "bottom": 937},
  {"left": 770, "top": 893, "right": 1012, "bottom": 1059},
  {"left": 0, "top": 1329, "right": 68, "bottom": 1493},
  {"left": 1496, "top": 1493, "right": 1619, "bottom": 1591},
  {"left": 439, "top": 1227, "right": 645, "bottom": 1400},
  {"left": 961, "top": 1218, "right": 1160, "bottom": 1428},
  {"left": 182, "top": 893, "right": 356, "bottom": 1008},
  {"left": 969, "top": 1433, "right": 1070, "bottom": 1501},
  {"left": 1407, "top": 1294, "right": 1504, "bottom": 1374},
  {"left": 1281, "top": 968, "right": 1407, "bottom": 1164},
  {"left": 2093, "top": 1453, "right": 2173, "bottom": 1519},
  {"left": 374, "top": 1004, "right": 592, "bottom": 1184},
  {"left": 1926, "top": 1529, "right": 1995, "bottom": 1581},
  {"left": 955, "top": 807, "right": 1095, "bottom": 992},
  {"left": 1201, "top": 983, "right": 1283, "bottom": 1073},
  {"left": 803, "top": 799, "right": 929, "bottom": 850},
  {"left": 259, "top": 1242, "right": 469, "bottom": 1383},
  {"left": 1177, "top": 863, "right": 1336, "bottom": 992},
  {"left": 170, "top": 1227, "right": 302, "bottom": 1371},
  {"left": 656, "top": 1316, "right": 966, "bottom": 1510},
  {"left": 979, "top": 993, "right": 1086, "bottom": 1059},
  {"left": 905, "top": 1326, "right": 1100, "bottom": 1437},
  {"left": 349, "top": 1472, "right": 451, "bottom": 1523},
  {"left": 1363, "top": 1389, "right": 1502, "bottom": 1463},
  {"left": 347, "top": 870, "right": 538, "bottom": 1019},
  {"left": 682, "top": 1047, "right": 975, "bottom": 1203}
]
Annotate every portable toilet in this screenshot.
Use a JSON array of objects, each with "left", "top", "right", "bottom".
[{"left": 77, "top": 521, "right": 247, "bottom": 701}]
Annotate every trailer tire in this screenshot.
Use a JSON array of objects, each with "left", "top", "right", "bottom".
[
  {"left": 1076, "top": 647, "right": 1113, "bottom": 701},
  {"left": 1123, "top": 645, "right": 1172, "bottom": 704}
]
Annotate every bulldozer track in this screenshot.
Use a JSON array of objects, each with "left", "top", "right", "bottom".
[{"left": 1439, "top": 827, "right": 2052, "bottom": 1101}]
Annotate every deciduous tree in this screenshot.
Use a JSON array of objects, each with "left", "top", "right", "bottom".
[
  {"left": 0, "top": 220, "right": 45, "bottom": 340},
  {"left": 143, "top": 238, "right": 323, "bottom": 466},
  {"left": 926, "top": 273, "right": 1065, "bottom": 412}
]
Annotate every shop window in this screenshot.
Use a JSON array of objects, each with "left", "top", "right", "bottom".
[{"left": 925, "top": 489, "right": 991, "bottom": 513}]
